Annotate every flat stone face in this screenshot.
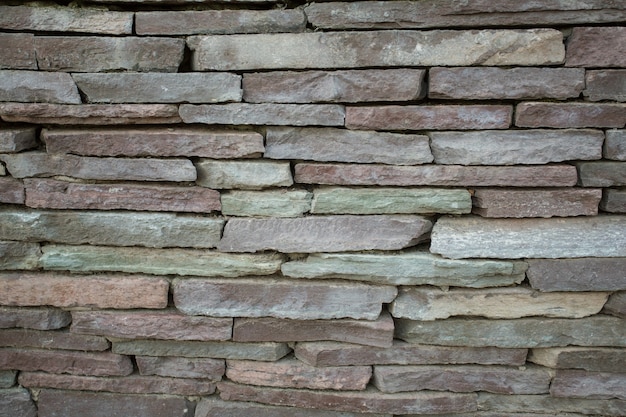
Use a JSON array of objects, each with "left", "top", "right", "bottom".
[
  {"left": 0, "top": 307, "right": 71, "bottom": 330},
  {"left": 515, "top": 102, "right": 626, "bottom": 128},
  {"left": 0, "top": 178, "right": 24, "bottom": 204},
  {"left": 173, "top": 278, "right": 396, "bottom": 320},
  {"left": 430, "top": 129, "right": 603, "bottom": 165},
  {"left": 0, "top": 329, "right": 109, "bottom": 351},
  {"left": 0, "top": 371, "right": 15, "bottom": 388},
  {"left": 389, "top": 287, "right": 608, "bottom": 320},
  {"left": 180, "top": 103, "right": 345, "bottom": 126},
  {"left": 221, "top": 190, "right": 312, "bottom": 217},
  {"left": 25, "top": 179, "right": 221, "bottom": 213},
  {"left": 585, "top": 70, "right": 626, "bottom": 101},
  {"left": 396, "top": 316, "right": 626, "bottom": 348},
  {"left": 472, "top": 188, "right": 602, "bottom": 218},
  {"left": 0, "top": 209, "right": 222, "bottom": 248},
  {"left": 605, "top": 129, "right": 626, "bottom": 160},
  {"left": 0, "top": 272, "right": 169, "bottom": 309},
  {"left": 136, "top": 356, "right": 225, "bottom": 380},
  {"left": 195, "top": 160, "right": 293, "bottom": 190},
  {"left": 137, "top": 9, "right": 305, "bottom": 35},
  {"left": 529, "top": 347, "right": 626, "bottom": 373},
  {"left": 527, "top": 258, "right": 626, "bottom": 291},
  {"left": 566, "top": 27, "right": 626, "bottom": 67},
  {"left": 244, "top": 69, "right": 425, "bottom": 103},
  {"left": 282, "top": 251, "right": 527, "bottom": 288},
  {"left": 551, "top": 370, "right": 626, "bottom": 400},
  {"left": 0, "top": 127, "right": 36, "bottom": 153},
  {"left": 233, "top": 313, "right": 395, "bottom": 348},
  {"left": 35, "top": 36, "right": 184, "bottom": 72},
  {"left": 604, "top": 291, "right": 626, "bottom": 318},
  {"left": 265, "top": 127, "right": 432, "bottom": 165},
  {"left": 477, "top": 393, "right": 626, "bottom": 416},
  {"left": 0, "top": 33, "right": 36, "bottom": 70},
  {"left": 73, "top": 73, "right": 242, "bottom": 104},
  {"left": 429, "top": 67, "right": 584, "bottom": 100},
  {"left": 42, "top": 127, "right": 264, "bottom": 158},
  {"left": 0, "top": 241, "right": 40, "bottom": 270},
  {"left": 218, "top": 215, "right": 432, "bottom": 253},
  {"left": 41, "top": 245, "right": 284, "bottom": 277},
  {"left": 0, "top": 70, "right": 81, "bottom": 104},
  {"left": 430, "top": 215, "right": 626, "bottom": 259},
  {"left": 0, "top": 387, "right": 36, "bottom": 417},
  {"left": 189, "top": 30, "right": 563, "bottom": 70},
  {"left": 71, "top": 310, "right": 231, "bottom": 341},
  {"left": 577, "top": 161, "right": 626, "bottom": 187},
  {"left": 226, "top": 357, "right": 372, "bottom": 390},
  {"left": 346, "top": 105, "right": 512, "bottom": 131}
]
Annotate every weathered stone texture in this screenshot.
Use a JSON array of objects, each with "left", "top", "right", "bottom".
[
  {"left": 585, "top": 70, "right": 626, "bottom": 101},
  {"left": 0, "top": 33, "right": 36, "bottom": 70},
  {"left": 0, "top": 387, "right": 36, "bottom": 417},
  {"left": 0, "top": 307, "right": 70, "bottom": 330},
  {"left": 477, "top": 393, "right": 626, "bottom": 416},
  {"left": 0, "top": 241, "right": 40, "bottom": 270},
  {"left": 218, "top": 215, "right": 432, "bottom": 253},
  {"left": 265, "top": 127, "right": 432, "bottom": 165},
  {"left": 0, "top": 178, "right": 24, "bottom": 204},
  {"left": 430, "top": 129, "right": 603, "bottom": 165},
  {"left": 0, "top": 329, "right": 109, "bottom": 351},
  {"left": 577, "top": 161, "right": 626, "bottom": 187},
  {"left": 516, "top": 102, "right": 626, "bottom": 128},
  {"left": 430, "top": 215, "right": 626, "bottom": 259},
  {"left": 0, "top": 127, "right": 36, "bottom": 154},
  {"left": 604, "top": 291, "right": 626, "bottom": 318},
  {"left": 0, "top": 70, "right": 81, "bottom": 104},
  {"left": 136, "top": 356, "right": 225, "bottom": 380},
  {"left": 605, "top": 129, "right": 626, "bottom": 160},
  {"left": 551, "top": 370, "right": 626, "bottom": 400},
  {"left": 527, "top": 258, "right": 626, "bottom": 291},
  {"left": 566, "top": 26, "right": 626, "bottom": 67},
  {"left": 529, "top": 347, "right": 626, "bottom": 373},
  {"left": 0, "top": 371, "right": 15, "bottom": 388},
  {"left": 195, "top": 160, "right": 293, "bottom": 190},
  {"left": 221, "top": 190, "right": 312, "bottom": 217}
]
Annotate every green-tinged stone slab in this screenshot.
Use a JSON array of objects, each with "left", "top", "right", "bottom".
[
  {"left": 0, "top": 241, "right": 40, "bottom": 270},
  {"left": 221, "top": 190, "right": 312, "bottom": 217},
  {"left": 0, "top": 371, "right": 16, "bottom": 388}
]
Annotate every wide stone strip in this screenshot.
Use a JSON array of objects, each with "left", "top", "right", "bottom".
[
  {"left": 189, "top": 29, "right": 564, "bottom": 70},
  {"left": 430, "top": 215, "right": 626, "bottom": 259},
  {"left": 389, "top": 287, "right": 609, "bottom": 320},
  {"left": 0, "top": 70, "right": 81, "bottom": 104},
  {"left": 429, "top": 129, "right": 603, "bottom": 165},
  {"left": 35, "top": 37, "right": 184, "bottom": 72},
  {"left": 0, "top": 241, "right": 40, "bottom": 270},
  {"left": 244, "top": 69, "right": 425, "bottom": 103},
  {"left": 0, "top": 178, "right": 24, "bottom": 204},
  {"left": 41, "top": 245, "right": 284, "bottom": 277},
  {"left": 0, "top": 307, "right": 70, "bottom": 330},
  {"left": 0, "top": 33, "right": 36, "bottom": 70},
  {"left": 603, "top": 189, "right": 626, "bottom": 213},
  {"left": 605, "top": 130, "right": 626, "bottom": 160},
  {"left": 25, "top": 178, "right": 221, "bottom": 213},
  {"left": 0, "top": 127, "right": 36, "bottom": 153},
  {"left": 0, "top": 329, "right": 109, "bottom": 351},
  {"left": 173, "top": 278, "right": 396, "bottom": 320},
  {"left": 71, "top": 310, "right": 232, "bottom": 341},
  {"left": 529, "top": 347, "right": 626, "bottom": 373},
  {"left": 73, "top": 73, "right": 242, "bottom": 104},
  {"left": 477, "top": 393, "right": 626, "bottom": 416},
  {"left": 42, "top": 127, "right": 264, "bottom": 158},
  {"left": 265, "top": 127, "right": 432, "bottom": 165},
  {"left": 527, "top": 258, "right": 626, "bottom": 291},
  {"left": 0, "top": 209, "right": 222, "bottom": 248},
  {"left": 226, "top": 357, "right": 372, "bottom": 390},
  {"left": 566, "top": 26, "right": 626, "bottom": 67},
  {"left": 585, "top": 70, "right": 626, "bottom": 101},
  {"left": 221, "top": 190, "right": 312, "bottom": 217},
  {"left": 551, "top": 370, "right": 626, "bottom": 400},
  {"left": 346, "top": 105, "right": 512, "bottom": 131},
  {"left": 195, "top": 160, "right": 293, "bottom": 190},
  {"left": 218, "top": 382, "right": 478, "bottom": 415},
  {"left": 180, "top": 103, "right": 345, "bottom": 126},
  {"left": 395, "top": 316, "right": 626, "bottom": 348},
  {"left": 137, "top": 9, "right": 305, "bottom": 35},
  {"left": 515, "top": 103, "right": 626, "bottom": 128},
  {"left": 0, "top": 388, "right": 36, "bottom": 417},
  {"left": 577, "top": 162, "right": 626, "bottom": 187},
  {"left": 0, "top": 272, "right": 169, "bottom": 309},
  {"left": 281, "top": 252, "right": 527, "bottom": 288},
  {"left": 218, "top": 215, "right": 432, "bottom": 253},
  {"left": 136, "top": 356, "right": 225, "bottom": 379}
]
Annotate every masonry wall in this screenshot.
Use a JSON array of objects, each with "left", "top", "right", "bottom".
[{"left": 0, "top": 1, "right": 625, "bottom": 416}]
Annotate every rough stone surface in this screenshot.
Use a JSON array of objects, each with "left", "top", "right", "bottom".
[
  {"left": 551, "top": 370, "right": 626, "bottom": 400},
  {"left": 605, "top": 129, "right": 626, "bottom": 160},
  {"left": 265, "top": 127, "right": 432, "bottom": 165},
  {"left": 189, "top": 30, "right": 564, "bottom": 70},
  {"left": 0, "top": 387, "right": 36, "bottom": 417},
  {"left": 0, "top": 209, "right": 222, "bottom": 248},
  {"left": 136, "top": 356, "right": 225, "bottom": 380},
  {"left": 430, "top": 129, "right": 603, "bottom": 165},
  {"left": 0, "top": 33, "right": 36, "bottom": 70},
  {"left": 0, "top": 127, "right": 36, "bottom": 154},
  {"left": 0, "top": 241, "right": 40, "bottom": 270},
  {"left": 0, "top": 70, "right": 81, "bottom": 104},
  {"left": 0, "top": 178, "right": 24, "bottom": 204},
  {"left": 218, "top": 215, "right": 432, "bottom": 253},
  {"left": 71, "top": 310, "right": 231, "bottom": 341},
  {"left": 221, "top": 190, "right": 312, "bottom": 217},
  {"left": 430, "top": 215, "right": 626, "bottom": 259},
  {"left": 577, "top": 161, "right": 626, "bottom": 187},
  {"left": 0, "top": 329, "right": 109, "bottom": 351},
  {"left": 529, "top": 347, "right": 626, "bottom": 373},
  {"left": 0, "top": 371, "right": 15, "bottom": 388},
  {"left": 429, "top": 67, "right": 584, "bottom": 100},
  {"left": 195, "top": 159, "right": 293, "bottom": 190},
  {"left": 515, "top": 102, "right": 626, "bottom": 128},
  {"left": 346, "top": 105, "right": 512, "bottom": 131},
  {"left": 281, "top": 251, "right": 527, "bottom": 288},
  {"left": 477, "top": 393, "right": 626, "bottom": 416},
  {"left": 604, "top": 291, "right": 626, "bottom": 318},
  {"left": 40, "top": 245, "right": 284, "bottom": 277},
  {"left": 395, "top": 316, "right": 626, "bottom": 348},
  {"left": 566, "top": 26, "right": 626, "bottom": 67},
  {"left": 472, "top": 188, "right": 602, "bottom": 218},
  {"left": 389, "top": 287, "right": 608, "bottom": 320},
  {"left": 585, "top": 70, "right": 626, "bottom": 101},
  {"left": 244, "top": 69, "right": 425, "bottom": 103},
  {"left": 0, "top": 272, "right": 169, "bottom": 309},
  {"left": 527, "top": 258, "right": 626, "bottom": 291},
  {"left": 173, "top": 277, "right": 396, "bottom": 320},
  {"left": 0, "top": 307, "right": 70, "bottom": 330}
]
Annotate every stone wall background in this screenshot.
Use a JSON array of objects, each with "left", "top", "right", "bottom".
[{"left": 0, "top": 1, "right": 625, "bottom": 416}]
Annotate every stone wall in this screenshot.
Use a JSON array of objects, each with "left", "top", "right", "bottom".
[{"left": 0, "top": 1, "right": 625, "bottom": 416}]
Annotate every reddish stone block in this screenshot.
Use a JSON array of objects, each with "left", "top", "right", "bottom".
[
  {"left": 566, "top": 27, "right": 626, "bottom": 68},
  {"left": 551, "top": 370, "right": 626, "bottom": 400},
  {"left": 136, "top": 356, "right": 225, "bottom": 380},
  {"left": 0, "top": 33, "right": 36, "bottom": 70},
  {"left": 516, "top": 102, "right": 626, "bottom": 128},
  {"left": 604, "top": 129, "right": 626, "bottom": 161},
  {"left": 0, "top": 329, "right": 109, "bottom": 351},
  {"left": 585, "top": 70, "right": 626, "bottom": 102},
  {"left": 0, "top": 178, "right": 24, "bottom": 204},
  {"left": 0, "top": 307, "right": 70, "bottom": 330},
  {"left": 527, "top": 258, "right": 626, "bottom": 291}
]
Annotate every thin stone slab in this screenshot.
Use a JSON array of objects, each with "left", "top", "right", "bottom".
[
  {"left": 395, "top": 316, "right": 626, "bottom": 348},
  {"left": 477, "top": 393, "right": 626, "bottom": 416},
  {"left": 218, "top": 215, "right": 432, "bottom": 253},
  {"left": 0, "top": 70, "right": 80, "bottom": 104},
  {"left": 604, "top": 291, "right": 626, "bottom": 318},
  {"left": 73, "top": 73, "right": 242, "bottom": 104},
  {"left": 189, "top": 30, "right": 564, "bottom": 70},
  {"left": 529, "top": 347, "right": 626, "bottom": 373},
  {"left": 577, "top": 161, "right": 626, "bottom": 187},
  {"left": 585, "top": 70, "right": 626, "bottom": 101},
  {"left": 0, "top": 387, "right": 36, "bottom": 417},
  {"left": 244, "top": 69, "right": 425, "bottom": 103},
  {"left": 0, "top": 329, "right": 109, "bottom": 351},
  {"left": 0, "top": 307, "right": 70, "bottom": 330},
  {"left": 0, "top": 241, "right": 40, "bottom": 270},
  {"left": 0, "top": 178, "right": 24, "bottom": 204},
  {"left": 41, "top": 245, "right": 284, "bottom": 277},
  {"left": 281, "top": 251, "right": 527, "bottom": 288},
  {"left": 430, "top": 215, "right": 626, "bottom": 259},
  {"left": 527, "top": 258, "right": 626, "bottom": 291},
  {"left": 0, "top": 127, "right": 36, "bottom": 153},
  {"left": 516, "top": 102, "right": 626, "bottom": 128},
  {"left": 136, "top": 356, "right": 225, "bottom": 379},
  {"left": 221, "top": 190, "right": 312, "bottom": 217},
  {"left": 180, "top": 103, "right": 345, "bottom": 126},
  {"left": 0, "top": 371, "right": 15, "bottom": 388},
  {"left": 0, "top": 209, "right": 222, "bottom": 248},
  {"left": 551, "top": 370, "right": 626, "bottom": 400},
  {"left": 566, "top": 26, "right": 626, "bottom": 68},
  {"left": 604, "top": 129, "right": 626, "bottom": 160},
  {"left": 195, "top": 159, "right": 293, "bottom": 190},
  {"left": 0, "top": 33, "right": 36, "bottom": 70},
  {"left": 429, "top": 129, "right": 603, "bottom": 165}
]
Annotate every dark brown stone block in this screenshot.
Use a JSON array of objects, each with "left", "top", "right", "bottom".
[
  {"left": 0, "top": 178, "right": 24, "bottom": 204},
  {"left": 516, "top": 102, "right": 626, "bottom": 128},
  {"left": 566, "top": 27, "right": 626, "bottom": 67},
  {"left": 0, "top": 307, "right": 70, "bottom": 330},
  {"left": 0, "top": 34, "right": 36, "bottom": 70},
  {"left": 602, "top": 189, "right": 626, "bottom": 213},
  {"left": 551, "top": 370, "right": 626, "bottom": 400},
  {"left": 527, "top": 258, "right": 626, "bottom": 291},
  {"left": 585, "top": 70, "right": 626, "bottom": 102},
  {"left": 0, "top": 329, "right": 109, "bottom": 351},
  {"left": 577, "top": 161, "right": 626, "bottom": 187}
]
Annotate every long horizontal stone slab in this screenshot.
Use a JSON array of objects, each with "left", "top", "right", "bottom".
[
  {"left": 189, "top": 29, "right": 563, "bottom": 70},
  {"left": 551, "top": 370, "right": 626, "bottom": 400},
  {"left": 0, "top": 329, "right": 109, "bottom": 351},
  {"left": 395, "top": 316, "right": 626, "bottom": 348},
  {"left": 0, "top": 70, "right": 81, "bottom": 104},
  {"left": 41, "top": 245, "right": 284, "bottom": 277},
  {"left": 195, "top": 160, "right": 293, "bottom": 189},
  {"left": 0, "top": 178, "right": 24, "bottom": 204},
  {"left": 136, "top": 356, "right": 225, "bottom": 380},
  {"left": 566, "top": 27, "right": 626, "bottom": 68},
  {"left": 477, "top": 393, "right": 626, "bottom": 416},
  {"left": 218, "top": 215, "right": 432, "bottom": 253},
  {"left": 173, "top": 278, "right": 396, "bottom": 320},
  {"left": 516, "top": 102, "right": 626, "bottom": 128},
  {"left": 602, "top": 189, "right": 626, "bottom": 213},
  {"left": 265, "top": 127, "right": 432, "bottom": 165},
  {"left": 0, "top": 209, "right": 222, "bottom": 248},
  {"left": 0, "top": 307, "right": 70, "bottom": 330},
  {"left": 430, "top": 215, "right": 626, "bottom": 259},
  {"left": 585, "top": 70, "right": 626, "bottom": 101},
  {"left": 529, "top": 347, "right": 626, "bottom": 373},
  {"left": 0, "top": 127, "right": 36, "bottom": 153},
  {"left": 0, "top": 241, "right": 40, "bottom": 270},
  {"left": 281, "top": 252, "right": 527, "bottom": 288},
  {"left": 577, "top": 161, "right": 626, "bottom": 187},
  {"left": 0, "top": 388, "right": 36, "bottom": 417},
  {"left": 0, "top": 33, "right": 36, "bottom": 70},
  {"left": 429, "top": 129, "right": 603, "bottom": 165},
  {"left": 295, "top": 163, "right": 578, "bottom": 187},
  {"left": 527, "top": 258, "right": 626, "bottom": 291},
  {"left": 604, "top": 129, "right": 626, "bottom": 160},
  {"left": 221, "top": 190, "right": 312, "bottom": 217}
]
